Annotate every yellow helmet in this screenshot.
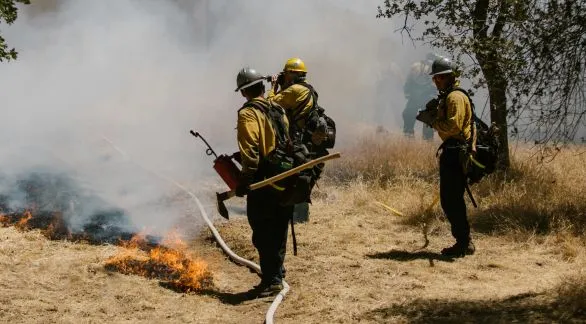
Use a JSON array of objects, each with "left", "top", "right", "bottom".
[{"left": 283, "top": 57, "right": 307, "bottom": 73}]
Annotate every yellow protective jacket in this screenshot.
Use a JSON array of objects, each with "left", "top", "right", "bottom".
[
  {"left": 432, "top": 84, "right": 472, "bottom": 142},
  {"left": 267, "top": 83, "right": 313, "bottom": 129},
  {"left": 237, "top": 98, "right": 288, "bottom": 176}
]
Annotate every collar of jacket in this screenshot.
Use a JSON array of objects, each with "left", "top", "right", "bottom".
[
  {"left": 239, "top": 97, "right": 269, "bottom": 112},
  {"left": 438, "top": 80, "right": 461, "bottom": 98}
]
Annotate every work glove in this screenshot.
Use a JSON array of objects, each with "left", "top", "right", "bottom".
[
  {"left": 235, "top": 172, "right": 253, "bottom": 197},
  {"left": 416, "top": 109, "right": 437, "bottom": 126}
]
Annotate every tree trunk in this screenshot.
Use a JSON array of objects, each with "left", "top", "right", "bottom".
[
  {"left": 472, "top": 0, "right": 511, "bottom": 170},
  {"left": 476, "top": 52, "right": 511, "bottom": 169},
  {"left": 486, "top": 78, "right": 511, "bottom": 169}
]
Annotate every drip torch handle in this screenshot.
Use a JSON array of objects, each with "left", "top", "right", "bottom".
[{"left": 189, "top": 130, "right": 218, "bottom": 159}]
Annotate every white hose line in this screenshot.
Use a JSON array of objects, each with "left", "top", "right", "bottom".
[
  {"left": 265, "top": 281, "right": 290, "bottom": 323},
  {"left": 100, "top": 136, "right": 288, "bottom": 324}
]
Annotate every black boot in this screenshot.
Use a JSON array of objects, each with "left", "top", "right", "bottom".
[
  {"left": 249, "top": 281, "right": 284, "bottom": 298},
  {"left": 441, "top": 241, "right": 475, "bottom": 257}
]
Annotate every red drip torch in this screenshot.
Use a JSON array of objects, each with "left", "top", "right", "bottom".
[
  {"left": 190, "top": 130, "right": 241, "bottom": 219},
  {"left": 189, "top": 130, "right": 241, "bottom": 190}
]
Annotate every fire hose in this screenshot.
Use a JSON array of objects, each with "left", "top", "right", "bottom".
[{"left": 100, "top": 135, "right": 289, "bottom": 324}]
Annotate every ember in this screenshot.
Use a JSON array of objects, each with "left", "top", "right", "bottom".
[{"left": 105, "top": 232, "right": 213, "bottom": 292}]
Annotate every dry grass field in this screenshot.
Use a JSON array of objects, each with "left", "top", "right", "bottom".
[{"left": 1, "top": 133, "right": 585, "bottom": 323}]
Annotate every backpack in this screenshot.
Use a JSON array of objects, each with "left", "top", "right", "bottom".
[
  {"left": 449, "top": 88, "right": 500, "bottom": 184},
  {"left": 295, "top": 82, "right": 337, "bottom": 155},
  {"left": 243, "top": 99, "right": 316, "bottom": 206}
]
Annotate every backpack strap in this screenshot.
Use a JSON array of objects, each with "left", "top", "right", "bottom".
[
  {"left": 295, "top": 82, "right": 320, "bottom": 126},
  {"left": 448, "top": 87, "right": 478, "bottom": 153},
  {"left": 242, "top": 99, "right": 291, "bottom": 148}
]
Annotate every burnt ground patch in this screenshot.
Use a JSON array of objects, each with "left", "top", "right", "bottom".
[{"left": 0, "top": 170, "right": 160, "bottom": 246}]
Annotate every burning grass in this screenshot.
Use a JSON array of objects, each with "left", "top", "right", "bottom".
[
  {"left": 104, "top": 231, "right": 213, "bottom": 293},
  {"left": 2, "top": 209, "right": 213, "bottom": 293}
]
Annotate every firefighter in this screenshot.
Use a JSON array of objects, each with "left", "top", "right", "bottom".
[
  {"left": 403, "top": 53, "right": 438, "bottom": 140},
  {"left": 267, "top": 58, "right": 317, "bottom": 224},
  {"left": 416, "top": 57, "right": 475, "bottom": 257},
  {"left": 234, "top": 67, "right": 293, "bottom": 296}
]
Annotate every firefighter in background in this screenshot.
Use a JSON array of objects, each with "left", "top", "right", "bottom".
[
  {"left": 403, "top": 53, "right": 438, "bottom": 140},
  {"left": 374, "top": 60, "right": 404, "bottom": 132},
  {"left": 267, "top": 58, "right": 317, "bottom": 224},
  {"left": 234, "top": 67, "right": 293, "bottom": 297},
  {"left": 416, "top": 57, "right": 475, "bottom": 257}
]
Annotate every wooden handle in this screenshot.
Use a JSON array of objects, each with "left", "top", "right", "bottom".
[{"left": 250, "top": 152, "right": 341, "bottom": 191}]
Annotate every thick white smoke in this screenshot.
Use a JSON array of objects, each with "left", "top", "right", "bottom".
[{"left": 0, "top": 0, "right": 434, "bottom": 235}]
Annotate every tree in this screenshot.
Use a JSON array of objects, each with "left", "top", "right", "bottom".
[
  {"left": 378, "top": 0, "right": 586, "bottom": 168},
  {"left": 0, "top": 0, "right": 30, "bottom": 61}
]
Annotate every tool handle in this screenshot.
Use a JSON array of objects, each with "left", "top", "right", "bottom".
[
  {"left": 189, "top": 130, "right": 218, "bottom": 159},
  {"left": 216, "top": 152, "right": 341, "bottom": 201},
  {"left": 250, "top": 152, "right": 341, "bottom": 191}
]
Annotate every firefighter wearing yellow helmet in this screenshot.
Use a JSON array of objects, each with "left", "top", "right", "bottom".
[
  {"left": 267, "top": 57, "right": 318, "bottom": 224},
  {"left": 283, "top": 57, "right": 307, "bottom": 73},
  {"left": 267, "top": 57, "right": 312, "bottom": 129}
]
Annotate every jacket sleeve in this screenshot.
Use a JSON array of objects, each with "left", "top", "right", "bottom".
[
  {"left": 237, "top": 108, "right": 260, "bottom": 176},
  {"left": 267, "top": 85, "right": 311, "bottom": 115},
  {"left": 432, "top": 91, "right": 467, "bottom": 138}
]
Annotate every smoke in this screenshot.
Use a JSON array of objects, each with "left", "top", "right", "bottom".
[{"left": 0, "top": 0, "right": 432, "bottom": 235}]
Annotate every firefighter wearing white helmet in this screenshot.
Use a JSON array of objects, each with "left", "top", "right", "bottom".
[
  {"left": 416, "top": 56, "right": 475, "bottom": 258},
  {"left": 234, "top": 67, "right": 293, "bottom": 297}
]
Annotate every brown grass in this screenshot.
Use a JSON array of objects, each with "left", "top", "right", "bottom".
[
  {"left": 1, "top": 132, "right": 585, "bottom": 323},
  {"left": 328, "top": 134, "right": 438, "bottom": 184},
  {"left": 556, "top": 271, "right": 586, "bottom": 319},
  {"left": 327, "top": 133, "right": 586, "bottom": 238},
  {"left": 211, "top": 174, "right": 586, "bottom": 323}
]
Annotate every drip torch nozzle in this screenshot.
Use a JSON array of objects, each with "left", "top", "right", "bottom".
[{"left": 189, "top": 130, "right": 218, "bottom": 158}]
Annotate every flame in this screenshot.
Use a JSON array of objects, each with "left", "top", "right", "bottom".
[
  {"left": 0, "top": 214, "right": 9, "bottom": 227},
  {"left": 15, "top": 211, "right": 33, "bottom": 230},
  {"left": 105, "top": 231, "right": 213, "bottom": 292},
  {"left": 119, "top": 231, "right": 148, "bottom": 249},
  {"left": 43, "top": 213, "right": 73, "bottom": 241},
  {"left": 1, "top": 209, "right": 213, "bottom": 292}
]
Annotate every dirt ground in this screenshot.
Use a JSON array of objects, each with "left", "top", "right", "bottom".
[{"left": 1, "top": 183, "right": 585, "bottom": 324}]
